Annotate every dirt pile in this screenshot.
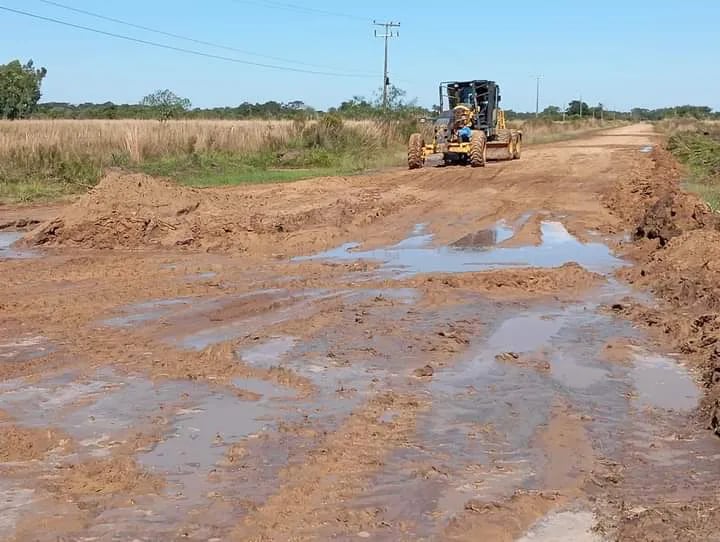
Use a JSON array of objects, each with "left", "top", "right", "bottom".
[
  {"left": 606, "top": 147, "right": 720, "bottom": 416},
  {"left": 25, "top": 171, "right": 211, "bottom": 249},
  {"left": 410, "top": 263, "right": 602, "bottom": 300},
  {"left": 24, "top": 170, "right": 414, "bottom": 253}
]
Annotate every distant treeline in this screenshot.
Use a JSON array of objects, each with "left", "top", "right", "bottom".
[{"left": 32, "top": 100, "right": 719, "bottom": 122}]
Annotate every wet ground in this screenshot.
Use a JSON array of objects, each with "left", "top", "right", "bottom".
[{"left": 0, "top": 124, "right": 716, "bottom": 541}]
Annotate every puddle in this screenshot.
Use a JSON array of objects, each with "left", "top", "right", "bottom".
[
  {"left": 640, "top": 145, "right": 654, "bottom": 153},
  {"left": 297, "top": 221, "right": 623, "bottom": 276},
  {"left": 487, "top": 314, "right": 564, "bottom": 353},
  {"left": 0, "top": 335, "right": 54, "bottom": 362},
  {"left": 0, "top": 483, "right": 35, "bottom": 540},
  {"left": 101, "top": 298, "right": 192, "bottom": 328},
  {"left": 233, "top": 377, "right": 297, "bottom": 400},
  {"left": 239, "top": 336, "right": 297, "bottom": 367},
  {"left": 139, "top": 375, "right": 302, "bottom": 515},
  {"left": 0, "top": 369, "right": 199, "bottom": 456},
  {"left": 518, "top": 510, "right": 601, "bottom": 541},
  {"left": 167, "top": 288, "right": 412, "bottom": 352},
  {"left": 0, "top": 232, "right": 34, "bottom": 260},
  {"left": 630, "top": 351, "right": 700, "bottom": 411}
]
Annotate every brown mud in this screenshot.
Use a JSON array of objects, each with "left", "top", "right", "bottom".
[{"left": 1, "top": 124, "right": 719, "bottom": 540}]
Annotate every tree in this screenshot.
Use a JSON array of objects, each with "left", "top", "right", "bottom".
[
  {"left": 566, "top": 100, "right": 590, "bottom": 117},
  {"left": 541, "top": 105, "right": 562, "bottom": 120},
  {"left": 140, "top": 89, "right": 191, "bottom": 120},
  {"left": 0, "top": 59, "right": 47, "bottom": 119}
]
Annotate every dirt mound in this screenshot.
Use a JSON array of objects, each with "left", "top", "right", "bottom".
[
  {"left": 606, "top": 147, "right": 720, "bottom": 423},
  {"left": 605, "top": 148, "right": 718, "bottom": 246},
  {"left": 26, "top": 171, "right": 210, "bottom": 249},
  {"left": 24, "top": 170, "right": 414, "bottom": 253},
  {"left": 412, "top": 263, "right": 602, "bottom": 299}
]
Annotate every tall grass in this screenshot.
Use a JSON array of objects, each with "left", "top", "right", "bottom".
[
  {"left": 0, "top": 118, "right": 411, "bottom": 201},
  {"left": 662, "top": 119, "right": 720, "bottom": 210}
]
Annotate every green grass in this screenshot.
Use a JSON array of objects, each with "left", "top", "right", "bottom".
[
  {"left": 683, "top": 181, "right": 720, "bottom": 211},
  {"left": 667, "top": 131, "right": 720, "bottom": 209},
  {"left": 136, "top": 146, "right": 405, "bottom": 188}
]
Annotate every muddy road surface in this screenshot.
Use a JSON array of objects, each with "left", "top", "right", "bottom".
[{"left": 2, "top": 124, "right": 719, "bottom": 541}]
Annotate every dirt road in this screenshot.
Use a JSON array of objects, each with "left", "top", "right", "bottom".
[{"left": 1, "top": 124, "right": 719, "bottom": 541}]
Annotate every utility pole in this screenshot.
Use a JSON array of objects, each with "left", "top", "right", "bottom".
[
  {"left": 373, "top": 20, "right": 400, "bottom": 112},
  {"left": 534, "top": 75, "right": 542, "bottom": 118},
  {"left": 579, "top": 94, "right": 583, "bottom": 119}
]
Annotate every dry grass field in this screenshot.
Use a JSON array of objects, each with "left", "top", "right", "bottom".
[{"left": 0, "top": 117, "right": 620, "bottom": 202}]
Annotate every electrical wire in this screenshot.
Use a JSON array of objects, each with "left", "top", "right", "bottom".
[
  {"left": 230, "top": 0, "right": 369, "bottom": 22},
  {"left": 0, "top": 5, "right": 375, "bottom": 78},
  {"left": 34, "top": 0, "right": 372, "bottom": 73}
]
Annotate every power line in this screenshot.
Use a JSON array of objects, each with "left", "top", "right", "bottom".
[
  {"left": 0, "top": 5, "right": 375, "bottom": 78},
  {"left": 35, "top": 0, "right": 370, "bottom": 73},
  {"left": 231, "top": 0, "right": 369, "bottom": 22},
  {"left": 373, "top": 21, "right": 400, "bottom": 111}
]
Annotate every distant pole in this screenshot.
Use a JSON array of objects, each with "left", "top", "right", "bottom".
[
  {"left": 373, "top": 20, "right": 400, "bottom": 112},
  {"left": 535, "top": 75, "right": 542, "bottom": 118},
  {"left": 579, "top": 94, "right": 583, "bottom": 119}
]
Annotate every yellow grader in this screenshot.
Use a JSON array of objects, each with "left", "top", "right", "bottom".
[{"left": 408, "top": 80, "right": 521, "bottom": 168}]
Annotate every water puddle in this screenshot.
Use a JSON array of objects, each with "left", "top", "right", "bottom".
[
  {"left": 640, "top": 145, "right": 654, "bottom": 153},
  {"left": 630, "top": 351, "right": 700, "bottom": 411},
  {"left": 0, "top": 483, "right": 35, "bottom": 540},
  {"left": 240, "top": 336, "right": 297, "bottom": 367},
  {"left": 0, "top": 232, "right": 35, "bottom": 260},
  {"left": 0, "top": 369, "right": 203, "bottom": 457},
  {"left": 101, "top": 298, "right": 193, "bottom": 328},
  {"left": 344, "top": 289, "right": 706, "bottom": 536},
  {"left": 0, "top": 335, "right": 54, "bottom": 362},
  {"left": 233, "top": 377, "right": 297, "bottom": 400},
  {"left": 518, "top": 510, "right": 601, "bottom": 541},
  {"left": 297, "top": 221, "right": 623, "bottom": 276}
]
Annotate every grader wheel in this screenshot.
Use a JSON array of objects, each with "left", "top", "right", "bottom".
[
  {"left": 408, "top": 133, "right": 424, "bottom": 170},
  {"left": 469, "top": 131, "right": 487, "bottom": 168}
]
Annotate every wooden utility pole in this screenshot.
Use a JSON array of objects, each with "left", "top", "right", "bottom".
[{"left": 373, "top": 20, "right": 400, "bottom": 111}]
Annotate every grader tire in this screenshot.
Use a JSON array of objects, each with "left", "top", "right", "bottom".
[
  {"left": 511, "top": 131, "right": 522, "bottom": 160},
  {"left": 408, "top": 133, "right": 424, "bottom": 170},
  {"left": 469, "top": 132, "right": 486, "bottom": 168}
]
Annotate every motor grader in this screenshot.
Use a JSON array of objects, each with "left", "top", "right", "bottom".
[{"left": 408, "top": 80, "right": 521, "bottom": 169}]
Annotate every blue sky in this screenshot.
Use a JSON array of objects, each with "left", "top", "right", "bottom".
[{"left": 1, "top": 0, "right": 718, "bottom": 111}]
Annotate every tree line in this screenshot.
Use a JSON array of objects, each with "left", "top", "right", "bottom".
[{"left": 2, "top": 58, "right": 718, "bottom": 122}]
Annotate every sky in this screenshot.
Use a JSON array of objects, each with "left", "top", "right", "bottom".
[{"left": 1, "top": 0, "right": 718, "bottom": 112}]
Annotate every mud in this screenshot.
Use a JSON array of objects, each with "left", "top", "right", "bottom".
[{"left": 2, "top": 124, "right": 720, "bottom": 540}]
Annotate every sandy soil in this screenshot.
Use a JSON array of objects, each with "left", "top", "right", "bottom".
[{"left": 1, "top": 124, "right": 719, "bottom": 541}]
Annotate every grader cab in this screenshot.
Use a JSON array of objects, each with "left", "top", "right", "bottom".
[{"left": 408, "top": 80, "right": 521, "bottom": 169}]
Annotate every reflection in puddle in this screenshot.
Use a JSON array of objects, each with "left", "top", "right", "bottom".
[
  {"left": 451, "top": 222, "right": 514, "bottom": 249},
  {"left": 0, "top": 232, "right": 35, "bottom": 260},
  {"left": 297, "top": 222, "right": 623, "bottom": 276}
]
